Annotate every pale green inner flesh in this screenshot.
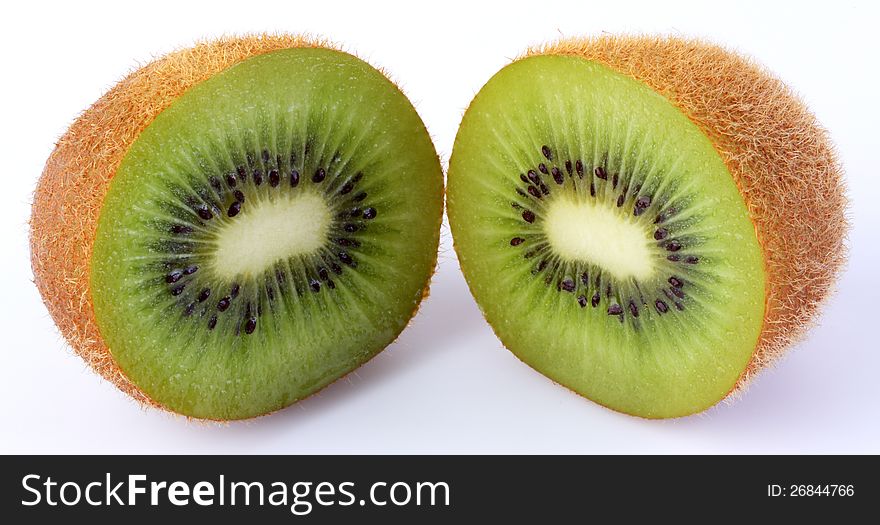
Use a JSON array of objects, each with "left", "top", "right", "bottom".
[
  {"left": 544, "top": 194, "right": 655, "bottom": 281},
  {"left": 90, "top": 48, "right": 442, "bottom": 420},
  {"left": 447, "top": 55, "right": 765, "bottom": 418},
  {"left": 212, "top": 192, "right": 330, "bottom": 280}
]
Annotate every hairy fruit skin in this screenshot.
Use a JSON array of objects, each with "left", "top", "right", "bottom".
[{"left": 523, "top": 36, "right": 847, "bottom": 395}]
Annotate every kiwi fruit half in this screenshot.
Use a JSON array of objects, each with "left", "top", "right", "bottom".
[
  {"left": 447, "top": 36, "right": 847, "bottom": 418},
  {"left": 30, "top": 35, "right": 443, "bottom": 420}
]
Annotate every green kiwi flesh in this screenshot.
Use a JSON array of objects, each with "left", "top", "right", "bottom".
[
  {"left": 447, "top": 56, "right": 765, "bottom": 418},
  {"left": 91, "top": 48, "right": 443, "bottom": 420}
]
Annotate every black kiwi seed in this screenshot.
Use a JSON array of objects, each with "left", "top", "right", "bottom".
[
  {"left": 629, "top": 301, "right": 639, "bottom": 318},
  {"left": 655, "top": 300, "right": 669, "bottom": 314},
  {"left": 334, "top": 238, "right": 353, "bottom": 247},
  {"left": 227, "top": 201, "right": 241, "bottom": 217},
  {"left": 685, "top": 255, "right": 700, "bottom": 264},
  {"left": 197, "top": 288, "right": 211, "bottom": 302},
  {"left": 654, "top": 228, "right": 668, "bottom": 240},
  {"left": 591, "top": 292, "right": 600, "bottom": 307},
  {"left": 527, "top": 170, "right": 540, "bottom": 184},
  {"left": 537, "top": 260, "right": 548, "bottom": 272},
  {"left": 667, "top": 254, "right": 681, "bottom": 262},
  {"left": 616, "top": 194, "right": 625, "bottom": 207},
  {"left": 169, "top": 224, "right": 192, "bottom": 235},
  {"left": 539, "top": 183, "right": 550, "bottom": 195},
  {"left": 671, "top": 287, "right": 686, "bottom": 299},
  {"left": 577, "top": 295, "right": 588, "bottom": 307},
  {"left": 339, "top": 181, "right": 354, "bottom": 194},
  {"left": 166, "top": 270, "right": 183, "bottom": 283},
  {"left": 237, "top": 165, "right": 247, "bottom": 181},
  {"left": 207, "top": 315, "right": 217, "bottom": 330},
  {"left": 318, "top": 267, "right": 329, "bottom": 281},
  {"left": 608, "top": 304, "right": 623, "bottom": 315},
  {"left": 230, "top": 283, "right": 240, "bottom": 298},
  {"left": 309, "top": 279, "right": 321, "bottom": 292},
  {"left": 353, "top": 191, "right": 367, "bottom": 203},
  {"left": 516, "top": 189, "right": 528, "bottom": 199},
  {"left": 290, "top": 169, "right": 300, "bottom": 187},
  {"left": 217, "top": 297, "right": 231, "bottom": 311},
  {"left": 184, "top": 303, "right": 196, "bottom": 317},
  {"left": 551, "top": 167, "right": 564, "bottom": 185},
  {"left": 634, "top": 196, "right": 651, "bottom": 216},
  {"left": 234, "top": 190, "right": 245, "bottom": 203},
  {"left": 253, "top": 169, "right": 263, "bottom": 186},
  {"left": 666, "top": 240, "right": 682, "bottom": 252},
  {"left": 510, "top": 237, "right": 525, "bottom": 246},
  {"left": 209, "top": 177, "right": 222, "bottom": 193},
  {"left": 348, "top": 207, "right": 361, "bottom": 218},
  {"left": 326, "top": 280, "right": 336, "bottom": 290},
  {"left": 560, "top": 277, "right": 575, "bottom": 293},
  {"left": 362, "top": 207, "right": 377, "bottom": 220},
  {"left": 527, "top": 186, "right": 541, "bottom": 198},
  {"left": 170, "top": 285, "right": 184, "bottom": 296},
  {"left": 225, "top": 173, "right": 237, "bottom": 187},
  {"left": 261, "top": 149, "right": 271, "bottom": 163},
  {"left": 668, "top": 276, "right": 683, "bottom": 288},
  {"left": 196, "top": 205, "right": 212, "bottom": 220},
  {"left": 268, "top": 169, "right": 280, "bottom": 187},
  {"left": 520, "top": 174, "right": 530, "bottom": 184},
  {"left": 313, "top": 167, "right": 326, "bottom": 183},
  {"left": 575, "top": 160, "right": 584, "bottom": 177},
  {"left": 541, "top": 145, "right": 553, "bottom": 160},
  {"left": 612, "top": 173, "right": 619, "bottom": 189},
  {"left": 595, "top": 166, "right": 607, "bottom": 180},
  {"left": 330, "top": 263, "right": 343, "bottom": 275},
  {"left": 244, "top": 317, "right": 257, "bottom": 335},
  {"left": 334, "top": 237, "right": 359, "bottom": 247},
  {"left": 565, "top": 160, "right": 573, "bottom": 175},
  {"left": 538, "top": 163, "right": 549, "bottom": 174},
  {"left": 581, "top": 272, "right": 589, "bottom": 286},
  {"left": 266, "top": 286, "right": 275, "bottom": 301},
  {"left": 343, "top": 223, "right": 358, "bottom": 233},
  {"left": 522, "top": 210, "right": 535, "bottom": 223},
  {"left": 590, "top": 182, "right": 596, "bottom": 197},
  {"left": 338, "top": 251, "right": 356, "bottom": 267}
]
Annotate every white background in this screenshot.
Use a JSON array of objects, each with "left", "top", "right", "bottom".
[{"left": 1, "top": 0, "right": 877, "bottom": 454}]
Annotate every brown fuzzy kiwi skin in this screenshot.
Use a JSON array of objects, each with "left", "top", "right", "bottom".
[
  {"left": 518, "top": 35, "right": 847, "bottom": 402},
  {"left": 29, "top": 34, "right": 442, "bottom": 421}
]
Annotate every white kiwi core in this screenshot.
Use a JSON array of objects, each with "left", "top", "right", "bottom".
[
  {"left": 211, "top": 192, "right": 331, "bottom": 279},
  {"left": 542, "top": 195, "right": 656, "bottom": 281}
]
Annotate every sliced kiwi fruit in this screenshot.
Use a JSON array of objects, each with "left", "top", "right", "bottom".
[
  {"left": 30, "top": 36, "right": 443, "bottom": 420},
  {"left": 447, "top": 36, "right": 847, "bottom": 418}
]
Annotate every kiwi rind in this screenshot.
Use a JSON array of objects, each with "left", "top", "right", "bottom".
[
  {"left": 525, "top": 36, "right": 847, "bottom": 392},
  {"left": 30, "top": 35, "right": 443, "bottom": 419}
]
